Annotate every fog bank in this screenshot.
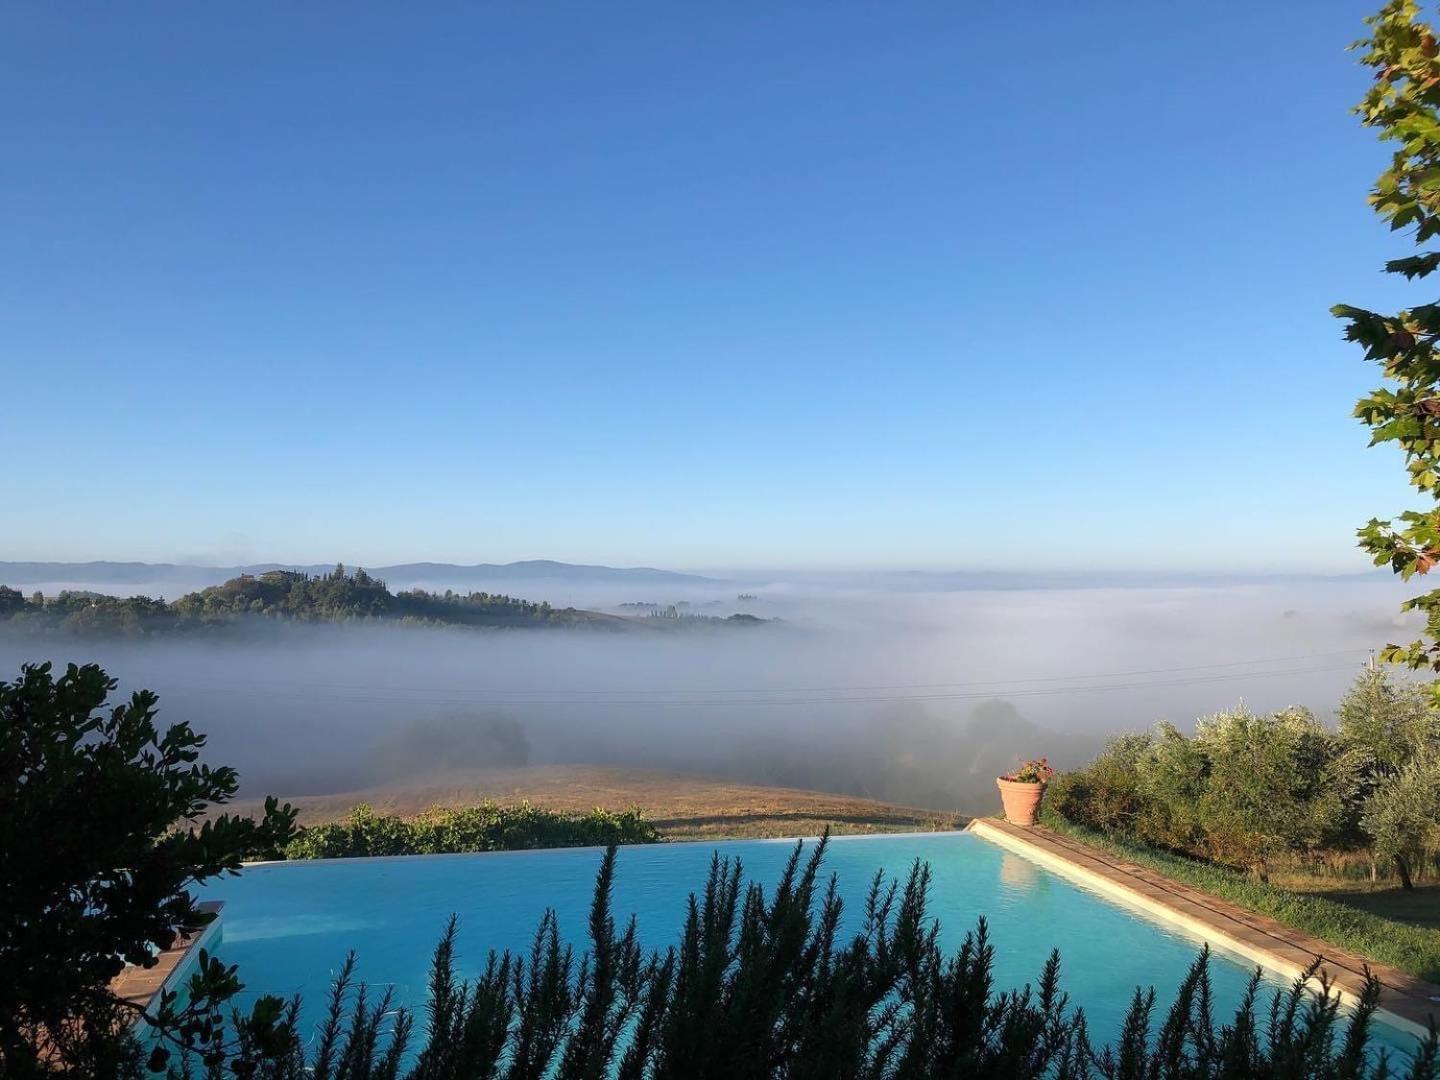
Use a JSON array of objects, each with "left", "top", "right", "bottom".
[{"left": 0, "top": 576, "right": 1419, "bottom": 814}]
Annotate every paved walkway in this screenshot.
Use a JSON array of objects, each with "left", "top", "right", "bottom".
[
  {"left": 111, "top": 901, "right": 224, "bottom": 1015},
  {"left": 969, "top": 818, "right": 1439, "bottom": 1038}
]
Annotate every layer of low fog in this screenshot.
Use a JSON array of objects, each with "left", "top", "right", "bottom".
[{"left": 0, "top": 575, "right": 1421, "bottom": 814}]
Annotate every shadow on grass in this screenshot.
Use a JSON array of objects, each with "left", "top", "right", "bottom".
[{"left": 1306, "top": 883, "right": 1440, "bottom": 932}]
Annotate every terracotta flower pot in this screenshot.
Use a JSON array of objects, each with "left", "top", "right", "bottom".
[{"left": 996, "top": 778, "right": 1047, "bottom": 826}]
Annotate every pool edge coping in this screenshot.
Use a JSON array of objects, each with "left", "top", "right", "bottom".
[
  {"left": 967, "top": 818, "right": 1437, "bottom": 1042},
  {"left": 112, "top": 900, "right": 224, "bottom": 1029}
]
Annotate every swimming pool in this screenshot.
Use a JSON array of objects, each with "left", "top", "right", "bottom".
[{"left": 202, "top": 831, "right": 1416, "bottom": 1058}]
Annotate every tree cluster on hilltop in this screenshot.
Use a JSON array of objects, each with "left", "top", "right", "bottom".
[
  {"left": 0, "top": 565, "right": 772, "bottom": 638},
  {"left": 0, "top": 588, "right": 173, "bottom": 636},
  {"left": 0, "top": 564, "right": 614, "bottom": 637},
  {"left": 169, "top": 564, "right": 576, "bottom": 627}
]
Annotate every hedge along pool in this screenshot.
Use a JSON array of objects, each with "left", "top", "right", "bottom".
[{"left": 200, "top": 831, "right": 1417, "bottom": 1059}]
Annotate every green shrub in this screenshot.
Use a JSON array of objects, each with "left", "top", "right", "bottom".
[
  {"left": 1054, "top": 706, "right": 1357, "bottom": 878},
  {"left": 280, "top": 802, "right": 660, "bottom": 860},
  {"left": 1048, "top": 732, "right": 1149, "bottom": 834},
  {"left": 1054, "top": 670, "right": 1440, "bottom": 889},
  {"left": 1192, "top": 707, "right": 1355, "bottom": 874}
]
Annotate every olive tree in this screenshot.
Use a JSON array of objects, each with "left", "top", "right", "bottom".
[
  {"left": 1339, "top": 667, "right": 1440, "bottom": 885},
  {"left": 1190, "top": 708, "right": 1352, "bottom": 877},
  {"left": 1338, "top": 666, "right": 1438, "bottom": 772},
  {"left": 1361, "top": 753, "right": 1440, "bottom": 888}
]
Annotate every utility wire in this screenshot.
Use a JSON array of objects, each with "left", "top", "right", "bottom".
[
  {"left": 177, "top": 648, "right": 1371, "bottom": 698},
  {"left": 153, "top": 654, "right": 1367, "bottom": 709}
]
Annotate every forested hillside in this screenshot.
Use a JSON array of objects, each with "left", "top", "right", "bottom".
[{"left": 0, "top": 565, "right": 758, "bottom": 637}]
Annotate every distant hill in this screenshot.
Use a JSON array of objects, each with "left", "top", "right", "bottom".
[
  {"left": 0, "top": 559, "right": 719, "bottom": 589},
  {"left": 0, "top": 566, "right": 763, "bottom": 638},
  {"left": 369, "top": 560, "right": 719, "bottom": 587}
]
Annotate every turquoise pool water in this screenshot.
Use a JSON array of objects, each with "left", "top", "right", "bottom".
[{"left": 202, "top": 832, "right": 1416, "bottom": 1058}]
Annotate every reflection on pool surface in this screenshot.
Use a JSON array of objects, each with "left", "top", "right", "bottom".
[{"left": 202, "top": 832, "right": 1415, "bottom": 1057}]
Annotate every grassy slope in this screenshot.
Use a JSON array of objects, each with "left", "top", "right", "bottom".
[
  {"left": 1041, "top": 808, "right": 1440, "bottom": 984},
  {"left": 236, "top": 764, "right": 963, "bottom": 840}
]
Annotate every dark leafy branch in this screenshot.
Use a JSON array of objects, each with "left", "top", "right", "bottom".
[
  {"left": 1336, "top": 1, "right": 1440, "bottom": 677},
  {"left": 0, "top": 661, "right": 298, "bottom": 1077}
]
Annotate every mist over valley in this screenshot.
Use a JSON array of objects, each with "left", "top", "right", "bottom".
[{"left": 0, "top": 561, "right": 1415, "bottom": 815}]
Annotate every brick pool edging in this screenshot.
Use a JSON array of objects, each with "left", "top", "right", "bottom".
[
  {"left": 967, "top": 818, "right": 1439, "bottom": 1041},
  {"left": 111, "top": 900, "right": 224, "bottom": 1023}
]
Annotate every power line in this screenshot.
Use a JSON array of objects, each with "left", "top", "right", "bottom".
[
  {"left": 151, "top": 653, "right": 1367, "bottom": 709},
  {"left": 175, "top": 648, "right": 1371, "bottom": 698}
]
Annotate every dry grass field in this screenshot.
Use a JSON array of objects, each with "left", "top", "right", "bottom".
[{"left": 235, "top": 765, "right": 963, "bottom": 840}]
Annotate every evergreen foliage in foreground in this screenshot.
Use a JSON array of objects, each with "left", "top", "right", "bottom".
[{"left": 156, "top": 839, "right": 1438, "bottom": 1080}]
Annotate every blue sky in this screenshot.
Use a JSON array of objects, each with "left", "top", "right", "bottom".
[{"left": 0, "top": 2, "right": 1425, "bottom": 571}]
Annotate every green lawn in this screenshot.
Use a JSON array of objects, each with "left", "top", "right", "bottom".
[{"left": 1039, "top": 809, "right": 1440, "bottom": 985}]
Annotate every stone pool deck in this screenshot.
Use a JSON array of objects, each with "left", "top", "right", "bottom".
[
  {"left": 969, "top": 818, "right": 1439, "bottom": 1039},
  {"left": 111, "top": 901, "right": 224, "bottom": 1014}
]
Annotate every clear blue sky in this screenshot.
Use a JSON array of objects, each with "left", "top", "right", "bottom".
[{"left": 0, "top": 2, "right": 1424, "bottom": 571}]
